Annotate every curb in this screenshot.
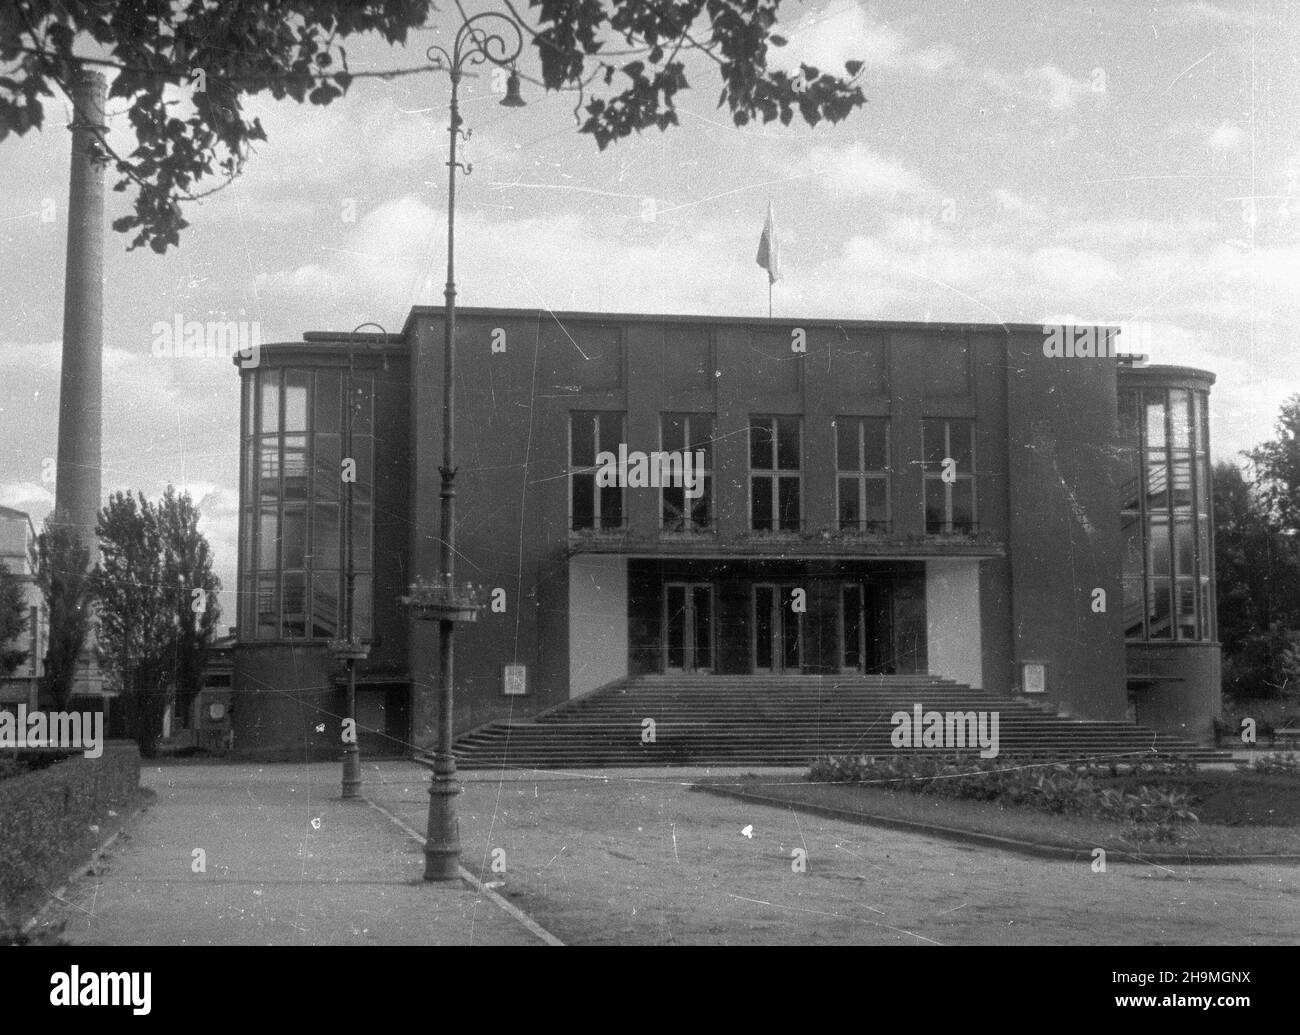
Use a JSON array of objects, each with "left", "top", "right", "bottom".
[
  {"left": 692, "top": 783, "right": 1300, "bottom": 867},
  {"left": 362, "top": 796, "right": 564, "bottom": 946}
]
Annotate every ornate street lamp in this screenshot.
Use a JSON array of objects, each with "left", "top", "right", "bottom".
[
  {"left": 334, "top": 321, "right": 387, "bottom": 799},
  {"left": 403, "top": 7, "right": 526, "bottom": 881}
]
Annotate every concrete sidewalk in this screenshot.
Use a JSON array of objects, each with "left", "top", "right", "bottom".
[{"left": 28, "top": 763, "right": 550, "bottom": 945}]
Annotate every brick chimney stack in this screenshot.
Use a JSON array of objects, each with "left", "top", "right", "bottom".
[{"left": 53, "top": 66, "right": 105, "bottom": 545}]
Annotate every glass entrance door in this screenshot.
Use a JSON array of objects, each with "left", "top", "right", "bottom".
[
  {"left": 664, "top": 582, "right": 714, "bottom": 672},
  {"left": 753, "top": 583, "right": 803, "bottom": 673},
  {"left": 841, "top": 582, "right": 892, "bottom": 674}
]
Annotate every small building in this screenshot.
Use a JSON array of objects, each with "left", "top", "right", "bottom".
[
  {"left": 0, "top": 505, "right": 45, "bottom": 714},
  {"left": 227, "top": 307, "right": 1220, "bottom": 759}
]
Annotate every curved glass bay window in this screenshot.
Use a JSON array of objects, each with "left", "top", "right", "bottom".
[
  {"left": 1120, "top": 386, "right": 1213, "bottom": 641},
  {"left": 239, "top": 367, "right": 374, "bottom": 642}
]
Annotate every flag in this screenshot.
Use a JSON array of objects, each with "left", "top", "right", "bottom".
[{"left": 755, "top": 202, "right": 780, "bottom": 284}]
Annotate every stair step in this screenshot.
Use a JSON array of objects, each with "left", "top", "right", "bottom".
[{"left": 452, "top": 675, "right": 1228, "bottom": 768}]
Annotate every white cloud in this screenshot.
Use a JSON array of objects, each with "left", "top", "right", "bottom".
[
  {"left": 801, "top": 143, "right": 932, "bottom": 198},
  {"left": 992, "top": 189, "right": 1041, "bottom": 219},
  {"left": 1054, "top": 216, "right": 1220, "bottom": 249},
  {"left": 1027, "top": 65, "right": 1095, "bottom": 110},
  {"left": 0, "top": 482, "right": 53, "bottom": 514},
  {"left": 1031, "top": 246, "right": 1122, "bottom": 295},
  {"left": 981, "top": 64, "right": 1099, "bottom": 111},
  {"left": 1166, "top": 2, "right": 1257, "bottom": 29},
  {"left": 768, "top": 5, "right": 958, "bottom": 77},
  {"left": 1208, "top": 121, "right": 1244, "bottom": 152}
]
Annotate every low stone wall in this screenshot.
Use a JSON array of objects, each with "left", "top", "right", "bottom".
[{"left": 0, "top": 741, "right": 141, "bottom": 930}]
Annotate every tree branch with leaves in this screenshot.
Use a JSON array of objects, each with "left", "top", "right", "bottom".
[{"left": 1, "top": 0, "right": 865, "bottom": 252}]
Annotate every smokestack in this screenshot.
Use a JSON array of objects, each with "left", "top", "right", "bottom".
[{"left": 54, "top": 67, "right": 105, "bottom": 545}]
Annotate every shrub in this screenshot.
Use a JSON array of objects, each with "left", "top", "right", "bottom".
[
  {"left": 0, "top": 742, "right": 140, "bottom": 931},
  {"left": 808, "top": 753, "right": 1199, "bottom": 842},
  {"left": 1236, "top": 751, "right": 1300, "bottom": 777}
]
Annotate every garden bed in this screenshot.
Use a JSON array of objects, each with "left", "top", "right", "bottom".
[
  {"left": 695, "top": 756, "right": 1300, "bottom": 860},
  {"left": 0, "top": 742, "right": 145, "bottom": 933}
]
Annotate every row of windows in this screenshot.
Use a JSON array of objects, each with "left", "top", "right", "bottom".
[{"left": 570, "top": 413, "right": 977, "bottom": 535}]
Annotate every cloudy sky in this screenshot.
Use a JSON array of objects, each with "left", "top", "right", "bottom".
[{"left": 1, "top": 0, "right": 1296, "bottom": 629}]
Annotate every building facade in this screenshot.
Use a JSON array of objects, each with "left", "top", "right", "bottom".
[
  {"left": 229, "top": 308, "right": 1219, "bottom": 759},
  {"left": 0, "top": 506, "right": 46, "bottom": 713}
]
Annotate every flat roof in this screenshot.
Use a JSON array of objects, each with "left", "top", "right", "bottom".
[
  {"left": 1118, "top": 363, "right": 1216, "bottom": 386},
  {"left": 399, "top": 305, "right": 1115, "bottom": 338}
]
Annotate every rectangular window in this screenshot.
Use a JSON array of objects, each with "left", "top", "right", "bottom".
[
  {"left": 661, "top": 413, "right": 713, "bottom": 531},
  {"left": 571, "top": 412, "right": 626, "bottom": 530},
  {"left": 281, "top": 571, "right": 307, "bottom": 639},
  {"left": 922, "top": 418, "right": 976, "bottom": 533},
  {"left": 259, "top": 370, "right": 280, "bottom": 434},
  {"left": 1121, "top": 512, "right": 1145, "bottom": 638},
  {"left": 835, "top": 417, "right": 890, "bottom": 532},
  {"left": 750, "top": 416, "right": 801, "bottom": 531},
  {"left": 284, "top": 370, "right": 309, "bottom": 433},
  {"left": 255, "top": 574, "right": 278, "bottom": 639},
  {"left": 310, "top": 571, "right": 340, "bottom": 639}
]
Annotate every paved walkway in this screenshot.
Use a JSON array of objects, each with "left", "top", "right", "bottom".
[
  {"left": 374, "top": 763, "right": 1300, "bottom": 945},
  {"left": 29, "top": 763, "right": 549, "bottom": 945},
  {"left": 29, "top": 760, "right": 1300, "bottom": 945}
]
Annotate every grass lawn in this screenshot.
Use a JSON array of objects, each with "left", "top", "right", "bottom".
[{"left": 696, "top": 770, "right": 1300, "bottom": 859}]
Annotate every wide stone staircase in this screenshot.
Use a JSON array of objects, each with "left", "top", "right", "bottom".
[{"left": 451, "top": 674, "right": 1227, "bottom": 769}]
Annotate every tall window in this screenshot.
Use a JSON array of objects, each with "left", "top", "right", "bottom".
[
  {"left": 570, "top": 411, "right": 626, "bottom": 530},
  {"left": 922, "top": 418, "right": 976, "bottom": 533},
  {"left": 1122, "top": 388, "right": 1214, "bottom": 641},
  {"left": 661, "top": 413, "right": 713, "bottom": 531},
  {"left": 836, "top": 417, "right": 890, "bottom": 532},
  {"left": 240, "top": 367, "right": 373, "bottom": 641},
  {"left": 750, "top": 416, "right": 801, "bottom": 532}
]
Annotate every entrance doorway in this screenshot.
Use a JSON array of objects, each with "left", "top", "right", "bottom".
[
  {"left": 753, "top": 583, "right": 803, "bottom": 673},
  {"left": 841, "top": 582, "right": 892, "bottom": 673},
  {"left": 664, "top": 582, "right": 714, "bottom": 672}
]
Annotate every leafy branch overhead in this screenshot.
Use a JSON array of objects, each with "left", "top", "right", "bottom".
[{"left": 0, "top": 0, "right": 865, "bottom": 253}]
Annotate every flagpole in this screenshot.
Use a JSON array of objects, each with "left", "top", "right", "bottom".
[{"left": 768, "top": 278, "right": 772, "bottom": 319}]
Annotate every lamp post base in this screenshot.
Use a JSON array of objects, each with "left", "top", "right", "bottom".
[
  {"left": 341, "top": 744, "right": 362, "bottom": 800},
  {"left": 423, "top": 766, "right": 462, "bottom": 880}
]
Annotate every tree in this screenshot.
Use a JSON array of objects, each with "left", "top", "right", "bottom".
[
  {"left": 1213, "top": 460, "right": 1300, "bottom": 698},
  {"left": 0, "top": 1, "right": 865, "bottom": 252},
  {"left": 30, "top": 517, "right": 94, "bottom": 710},
  {"left": 94, "top": 490, "right": 170, "bottom": 755},
  {"left": 92, "top": 487, "right": 222, "bottom": 755},
  {"left": 1246, "top": 394, "right": 1300, "bottom": 534},
  {"left": 0, "top": 562, "right": 29, "bottom": 676},
  {"left": 157, "top": 485, "right": 222, "bottom": 727}
]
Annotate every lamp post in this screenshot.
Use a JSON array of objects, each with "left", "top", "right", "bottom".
[
  {"left": 417, "top": 9, "right": 525, "bottom": 881},
  {"left": 335, "top": 322, "right": 386, "bottom": 799}
]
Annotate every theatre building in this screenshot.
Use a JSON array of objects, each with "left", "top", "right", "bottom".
[{"left": 229, "top": 307, "right": 1219, "bottom": 760}]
